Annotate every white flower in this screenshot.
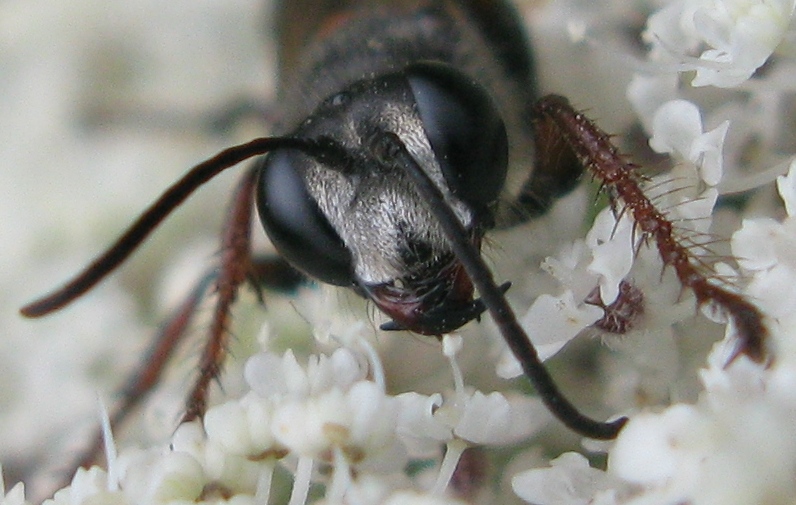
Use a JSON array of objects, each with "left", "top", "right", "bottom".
[
  {"left": 203, "top": 395, "right": 282, "bottom": 460},
  {"left": 609, "top": 405, "right": 709, "bottom": 490},
  {"left": 644, "top": 0, "right": 796, "bottom": 87},
  {"left": 118, "top": 449, "right": 205, "bottom": 505},
  {"left": 732, "top": 160, "right": 796, "bottom": 321},
  {"left": 397, "top": 338, "right": 547, "bottom": 451},
  {"left": 201, "top": 400, "right": 283, "bottom": 495},
  {"left": 395, "top": 388, "right": 547, "bottom": 496},
  {"left": 513, "top": 452, "right": 625, "bottom": 505},
  {"left": 777, "top": 159, "right": 796, "bottom": 216},
  {"left": 689, "top": 0, "right": 796, "bottom": 87},
  {"left": 395, "top": 336, "right": 551, "bottom": 496},
  {"left": 586, "top": 209, "right": 637, "bottom": 304},
  {"left": 393, "top": 392, "right": 448, "bottom": 454},
  {"left": 607, "top": 357, "right": 796, "bottom": 504},
  {"left": 44, "top": 467, "right": 123, "bottom": 505},
  {"left": 648, "top": 100, "right": 730, "bottom": 186},
  {"left": 731, "top": 216, "right": 796, "bottom": 320},
  {"left": 519, "top": 292, "right": 603, "bottom": 363},
  {"left": 452, "top": 391, "right": 548, "bottom": 446},
  {"left": 499, "top": 240, "right": 603, "bottom": 379},
  {"left": 244, "top": 347, "right": 367, "bottom": 400},
  {"left": 600, "top": 162, "right": 796, "bottom": 504},
  {"left": 271, "top": 381, "right": 405, "bottom": 471}
]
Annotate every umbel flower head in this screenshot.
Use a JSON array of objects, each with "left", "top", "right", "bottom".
[
  {"left": 14, "top": 329, "right": 545, "bottom": 505},
  {"left": 512, "top": 0, "right": 796, "bottom": 503}
]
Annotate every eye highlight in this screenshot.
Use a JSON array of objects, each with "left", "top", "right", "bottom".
[
  {"left": 255, "top": 150, "right": 354, "bottom": 286},
  {"left": 406, "top": 61, "right": 509, "bottom": 218}
]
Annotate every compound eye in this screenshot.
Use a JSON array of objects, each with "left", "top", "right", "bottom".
[
  {"left": 255, "top": 151, "right": 353, "bottom": 286},
  {"left": 406, "top": 62, "right": 508, "bottom": 212}
]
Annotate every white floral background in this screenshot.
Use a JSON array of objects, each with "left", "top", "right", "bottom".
[
  {"left": 1, "top": 0, "right": 795, "bottom": 504},
  {"left": 0, "top": 0, "right": 275, "bottom": 494}
]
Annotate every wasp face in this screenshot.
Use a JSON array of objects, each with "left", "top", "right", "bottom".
[{"left": 256, "top": 62, "right": 508, "bottom": 334}]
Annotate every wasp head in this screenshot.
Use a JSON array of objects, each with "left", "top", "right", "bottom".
[{"left": 256, "top": 62, "right": 508, "bottom": 335}]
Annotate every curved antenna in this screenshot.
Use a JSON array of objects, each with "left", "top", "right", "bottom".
[
  {"left": 370, "top": 131, "right": 627, "bottom": 440},
  {"left": 21, "top": 137, "right": 325, "bottom": 318}
]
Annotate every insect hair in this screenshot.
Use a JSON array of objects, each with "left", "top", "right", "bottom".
[{"left": 534, "top": 95, "right": 768, "bottom": 363}]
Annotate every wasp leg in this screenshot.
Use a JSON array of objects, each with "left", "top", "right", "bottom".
[
  {"left": 530, "top": 94, "right": 768, "bottom": 363},
  {"left": 62, "top": 172, "right": 306, "bottom": 485},
  {"left": 60, "top": 157, "right": 258, "bottom": 471},
  {"left": 182, "top": 167, "right": 259, "bottom": 421}
]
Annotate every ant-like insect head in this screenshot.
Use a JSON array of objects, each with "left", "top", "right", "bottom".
[{"left": 258, "top": 62, "right": 508, "bottom": 335}]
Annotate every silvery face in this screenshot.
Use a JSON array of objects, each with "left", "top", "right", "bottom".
[
  {"left": 256, "top": 63, "right": 507, "bottom": 334},
  {"left": 294, "top": 76, "right": 476, "bottom": 287}
]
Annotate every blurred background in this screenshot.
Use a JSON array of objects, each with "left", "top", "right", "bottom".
[{"left": 0, "top": 0, "right": 278, "bottom": 490}]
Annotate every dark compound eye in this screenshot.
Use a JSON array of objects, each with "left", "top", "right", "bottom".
[
  {"left": 255, "top": 150, "right": 354, "bottom": 286},
  {"left": 406, "top": 62, "right": 508, "bottom": 214}
]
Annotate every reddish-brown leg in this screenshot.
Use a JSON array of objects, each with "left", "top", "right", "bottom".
[
  {"left": 182, "top": 167, "right": 258, "bottom": 421},
  {"left": 56, "top": 166, "right": 260, "bottom": 483},
  {"left": 532, "top": 94, "right": 768, "bottom": 363}
]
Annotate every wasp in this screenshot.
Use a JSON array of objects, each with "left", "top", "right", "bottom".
[{"left": 20, "top": 0, "right": 768, "bottom": 478}]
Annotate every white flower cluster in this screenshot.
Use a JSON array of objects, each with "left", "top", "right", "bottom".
[
  {"left": 510, "top": 0, "right": 796, "bottom": 504},
  {"left": 2, "top": 328, "right": 547, "bottom": 505},
  {"left": 514, "top": 163, "right": 796, "bottom": 504},
  {"left": 644, "top": 0, "right": 795, "bottom": 88},
  {"left": 629, "top": 0, "right": 796, "bottom": 191}
]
